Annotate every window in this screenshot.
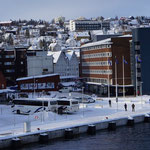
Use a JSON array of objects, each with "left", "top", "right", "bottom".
[
  {"left": 43, "top": 69, "right": 48, "bottom": 72},
  {"left": 4, "top": 62, "right": 14, "bottom": 65},
  {"left": 5, "top": 69, "right": 15, "bottom": 73},
  {"left": 5, "top": 55, "right": 14, "bottom": 58}
]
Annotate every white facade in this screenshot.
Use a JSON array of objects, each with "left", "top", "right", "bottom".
[
  {"left": 27, "top": 50, "right": 53, "bottom": 76},
  {"left": 70, "top": 19, "right": 110, "bottom": 31},
  {"left": 29, "top": 28, "right": 40, "bottom": 37},
  {"left": 48, "top": 50, "right": 79, "bottom": 77},
  {"left": 70, "top": 20, "right": 76, "bottom": 31}
]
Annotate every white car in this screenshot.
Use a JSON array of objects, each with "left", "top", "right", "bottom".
[
  {"left": 59, "top": 87, "right": 72, "bottom": 93},
  {"left": 82, "top": 97, "right": 95, "bottom": 103}
]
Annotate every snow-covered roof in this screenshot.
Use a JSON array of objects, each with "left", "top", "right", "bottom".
[
  {"left": 75, "top": 32, "right": 90, "bottom": 37},
  {"left": 119, "top": 34, "right": 132, "bottom": 38},
  {"left": 91, "top": 30, "right": 104, "bottom": 35},
  {"left": 81, "top": 38, "right": 112, "bottom": 48},
  {"left": 0, "top": 42, "right": 5, "bottom": 48},
  {"left": 28, "top": 45, "right": 41, "bottom": 50},
  {"left": 128, "top": 19, "right": 138, "bottom": 25},
  {"left": 66, "top": 38, "right": 76, "bottom": 43},
  {"left": 47, "top": 51, "right": 62, "bottom": 63},
  {"left": 0, "top": 21, "right": 12, "bottom": 24},
  {"left": 49, "top": 43, "right": 58, "bottom": 48},
  {"left": 16, "top": 73, "right": 59, "bottom": 81},
  {"left": 86, "top": 82, "right": 133, "bottom": 87},
  {"left": 60, "top": 76, "right": 78, "bottom": 79},
  {"left": 61, "top": 82, "right": 76, "bottom": 86},
  {"left": 0, "top": 89, "right": 15, "bottom": 93},
  {"left": 65, "top": 51, "right": 74, "bottom": 60}
]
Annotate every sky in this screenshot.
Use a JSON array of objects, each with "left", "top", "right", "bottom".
[{"left": 0, "top": 0, "right": 150, "bottom": 21}]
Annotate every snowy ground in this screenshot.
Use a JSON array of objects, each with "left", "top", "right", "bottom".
[{"left": 0, "top": 91, "right": 150, "bottom": 138}]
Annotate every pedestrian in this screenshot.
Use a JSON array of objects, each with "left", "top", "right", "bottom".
[
  {"left": 109, "top": 100, "right": 111, "bottom": 107},
  {"left": 132, "top": 103, "right": 135, "bottom": 112},
  {"left": 124, "top": 103, "right": 127, "bottom": 111}
]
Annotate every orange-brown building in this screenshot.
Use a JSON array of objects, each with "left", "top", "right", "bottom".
[{"left": 80, "top": 35, "right": 134, "bottom": 96}]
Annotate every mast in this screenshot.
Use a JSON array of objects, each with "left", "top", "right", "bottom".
[
  {"left": 115, "top": 56, "right": 118, "bottom": 100},
  {"left": 122, "top": 56, "right": 125, "bottom": 97}
]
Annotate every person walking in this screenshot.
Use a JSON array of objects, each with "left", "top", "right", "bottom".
[
  {"left": 132, "top": 103, "right": 135, "bottom": 112},
  {"left": 109, "top": 100, "right": 111, "bottom": 107},
  {"left": 124, "top": 103, "right": 127, "bottom": 111}
]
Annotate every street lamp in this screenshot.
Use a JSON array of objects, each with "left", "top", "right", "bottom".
[
  {"left": 82, "top": 87, "right": 85, "bottom": 116},
  {"left": 82, "top": 87, "right": 84, "bottom": 102}
]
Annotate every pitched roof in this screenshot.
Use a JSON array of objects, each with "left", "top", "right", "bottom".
[
  {"left": 65, "top": 51, "right": 74, "bottom": 60},
  {"left": 47, "top": 51, "right": 62, "bottom": 63}
]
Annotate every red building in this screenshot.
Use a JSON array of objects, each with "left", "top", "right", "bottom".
[
  {"left": 16, "top": 74, "right": 60, "bottom": 93},
  {"left": 0, "top": 71, "right": 6, "bottom": 89}
]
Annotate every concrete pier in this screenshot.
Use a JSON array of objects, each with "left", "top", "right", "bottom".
[{"left": 0, "top": 113, "right": 149, "bottom": 149}]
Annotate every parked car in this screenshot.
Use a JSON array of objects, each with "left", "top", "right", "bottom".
[
  {"left": 59, "top": 87, "right": 72, "bottom": 93},
  {"left": 82, "top": 97, "right": 95, "bottom": 103}
]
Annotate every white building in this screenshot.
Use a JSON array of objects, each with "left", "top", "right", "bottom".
[
  {"left": 66, "top": 38, "right": 77, "bottom": 47},
  {"left": 70, "top": 19, "right": 110, "bottom": 31},
  {"left": 29, "top": 28, "right": 40, "bottom": 37},
  {"left": 48, "top": 50, "right": 79, "bottom": 77},
  {"left": 27, "top": 47, "right": 53, "bottom": 76}
]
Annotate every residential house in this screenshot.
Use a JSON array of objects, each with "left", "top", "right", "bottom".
[{"left": 48, "top": 50, "right": 79, "bottom": 78}]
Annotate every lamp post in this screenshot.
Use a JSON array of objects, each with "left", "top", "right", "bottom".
[{"left": 82, "top": 87, "right": 84, "bottom": 117}]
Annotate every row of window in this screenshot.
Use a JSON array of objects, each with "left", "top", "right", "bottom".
[
  {"left": 82, "top": 52, "right": 112, "bottom": 59},
  {"left": 20, "top": 82, "right": 55, "bottom": 90},
  {"left": 0, "top": 55, "right": 15, "bottom": 58},
  {"left": 5, "top": 55, "right": 15, "bottom": 58},
  {"left": 87, "top": 78, "right": 108, "bottom": 84},
  {"left": 82, "top": 69, "right": 112, "bottom": 75},
  {"left": 60, "top": 73, "right": 79, "bottom": 76},
  {"left": 4, "top": 62, "right": 14, "bottom": 65},
  {"left": 82, "top": 44, "right": 111, "bottom": 51},
  {"left": 0, "top": 61, "right": 24, "bottom": 65},
  {"left": 56, "top": 67, "right": 78, "bottom": 72},
  {"left": 82, "top": 61, "right": 112, "bottom": 66}
]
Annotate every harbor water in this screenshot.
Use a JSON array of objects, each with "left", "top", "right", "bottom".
[{"left": 19, "top": 122, "right": 150, "bottom": 150}]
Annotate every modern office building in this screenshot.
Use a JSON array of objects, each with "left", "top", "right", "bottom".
[
  {"left": 80, "top": 35, "right": 134, "bottom": 96},
  {"left": 132, "top": 27, "right": 150, "bottom": 95}
]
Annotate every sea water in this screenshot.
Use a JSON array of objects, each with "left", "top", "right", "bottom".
[{"left": 20, "top": 123, "right": 150, "bottom": 150}]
